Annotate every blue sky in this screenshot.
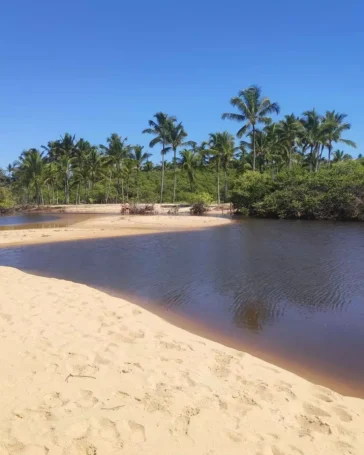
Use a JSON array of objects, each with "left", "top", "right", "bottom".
[{"left": 1, "top": 0, "right": 363, "bottom": 167}]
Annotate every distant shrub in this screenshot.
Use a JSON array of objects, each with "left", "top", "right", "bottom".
[
  {"left": 0, "top": 187, "right": 15, "bottom": 210},
  {"left": 128, "top": 204, "right": 155, "bottom": 215},
  {"left": 190, "top": 201, "right": 208, "bottom": 215},
  {"left": 238, "top": 163, "right": 364, "bottom": 220},
  {"left": 184, "top": 191, "right": 214, "bottom": 205}
]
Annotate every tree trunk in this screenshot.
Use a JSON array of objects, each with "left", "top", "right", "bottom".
[
  {"left": 216, "top": 161, "right": 220, "bottom": 204},
  {"left": 160, "top": 142, "right": 165, "bottom": 203},
  {"left": 223, "top": 168, "right": 228, "bottom": 202},
  {"left": 252, "top": 126, "right": 256, "bottom": 172},
  {"left": 328, "top": 143, "right": 332, "bottom": 167},
  {"left": 289, "top": 144, "right": 292, "bottom": 170},
  {"left": 117, "top": 174, "right": 121, "bottom": 202},
  {"left": 173, "top": 147, "right": 177, "bottom": 203},
  {"left": 136, "top": 167, "right": 140, "bottom": 202}
]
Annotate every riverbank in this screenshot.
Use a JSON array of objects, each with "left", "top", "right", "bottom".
[
  {"left": 0, "top": 267, "right": 363, "bottom": 454},
  {"left": 0, "top": 214, "right": 232, "bottom": 247}
]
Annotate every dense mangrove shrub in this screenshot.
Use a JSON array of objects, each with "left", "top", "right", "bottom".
[
  {"left": 232, "top": 162, "right": 364, "bottom": 220},
  {"left": 0, "top": 187, "right": 15, "bottom": 210}
]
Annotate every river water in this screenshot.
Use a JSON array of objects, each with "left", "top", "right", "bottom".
[
  {"left": 0, "top": 218, "right": 363, "bottom": 395},
  {"left": 0, "top": 213, "right": 91, "bottom": 230}
]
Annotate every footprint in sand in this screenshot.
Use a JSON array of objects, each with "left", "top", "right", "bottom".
[
  {"left": 296, "top": 415, "right": 332, "bottom": 435},
  {"left": 334, "top": 406, "right": 353, "bottom": 422},
  {"left": 128, "top": 420, "right": 146, "bottom": 443},
  {"left": 302, "top": 402, "right": 330, "bottom": 418}
]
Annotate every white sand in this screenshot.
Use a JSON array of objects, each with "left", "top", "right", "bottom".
[
  {"left": 0, "top": 215, "right": 232, "bottom": 247},
  {"left": 0, "top": 267, "right": 363, "bottom": 454}
]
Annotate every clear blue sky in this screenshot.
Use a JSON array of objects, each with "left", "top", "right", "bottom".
[{"left": 1, "top": 0, "right": 363, "bottom": 167}]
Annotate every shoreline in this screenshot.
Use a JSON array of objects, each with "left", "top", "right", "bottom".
[
  {"left": 0, "top": 213, "right": 233, "bottom": 247},
  {"left": 1, "top": 266, "right": 363, "bottom": 454}
]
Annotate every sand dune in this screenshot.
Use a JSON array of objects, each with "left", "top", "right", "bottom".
[
  {"left": 0, "top": 214, "right": 232, "bottom": 247},
  {"left": 0, "top": 267, "right": 363, "bottom": 454}
]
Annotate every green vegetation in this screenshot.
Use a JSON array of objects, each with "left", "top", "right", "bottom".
[{"left": 1, "top": 85, "right": 362, "bottom": 220}]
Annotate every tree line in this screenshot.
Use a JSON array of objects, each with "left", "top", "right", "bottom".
[{"left": 1, "top": 85, "right": 363, "bottom": 219}]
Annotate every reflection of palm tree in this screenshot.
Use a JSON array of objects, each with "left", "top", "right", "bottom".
[{"left": 232, "top": 299, "right": 272, "bottom": 332}]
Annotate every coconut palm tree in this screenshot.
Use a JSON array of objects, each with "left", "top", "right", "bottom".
[
  {"left": 208, "top": 132, "right": 234, "bottom": 203},
  {"left": 56, "top": 154, "right": 73, "bottom": 203},
  {"left": 87, "top": 147, "right": 106, "bottom": 199},
  {"left": 72, "top": 139, "right": 92, "bottom": 203},
  {"left": 222, "top": 85, "right": 280, "bottom": 171},
  {"left": 122, "top": 158, "right": 135, "bottom": 200},
  {"left": 179, "top": 149, "right": 198, "bottom": 191},
  {"left": 131, "top": 145, "right": 152, "bottom": 201},
  {"left": 322, "top": 111, "right": 356, "bottom": 166},
  {"left": 163, "top": 121, "right": 189, "bottom": 203},
  {"left": 277, "top": 114, "right": 305, "bottom": 169},
  {"left": 142, "top": 112, "right": 176, "bottom": 203},
  {"left": 300, "top": 109, "right": 326, "bottom": 172},
  {"left": 100, "top": 134, "right": 131, "bottom": 202},
  {"left": 19, "top": 149, "right": 45, "bottom": 205},
  {"left": 220, "top": 133, "right": 237, "bottom": 201},
  {"left": 332, "top": 150, "right": 353, "bottom": 163},
  {"left": 43, "top": 161, "right": 59, "bottom": 204}
]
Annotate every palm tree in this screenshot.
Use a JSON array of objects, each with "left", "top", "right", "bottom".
[
  {"left": 222, "top": 85, "right": 280, "bottom": 171},
  {"left": 73, "top": 138, "right": 92, "bottom": 203},
  {"left": 179, "top": 149, "right": 198, "bottom": 191},
  {"left": 19, "top": 149, "right": 45, "bottom": 205},
  {"left": 57, "top": 155, "right": 73, "bottom": 203},
  {"left": 208, "top": 132, "right": 234, "bottom": 203},
  {"left": 163, "top": 121, "right": 189, "bottom": 203},
  {"left": 100, "top": 134, "right": 131, "bottom": 202},
  {"left": 277, "top": 114, "right": 305, "bottom": 169},
  {"left": 43, "top": 162, "right": 59, "bottom": 204},
  {"left": 131, "top": 145, "right": 152, "bottom": 201},
  {"left": 142, "top": 112, "right": 176, "bottom": 203},
  {"left": 122, "top": 159, "right": 135, "bottom": 200},
  {"left": 300, "top": 109, "right": 325, "bottom": 172},
  {"left": 87, "top": 147, "right": 105, "bottom": 200},
  {"left": 220, "top": 133, "right": 237, "bottom": 201},
  {"left": 332, "top": 150, "right": 353, "bottom": 163},
  {"left": 322, "top": 111, "right": 356, "bottom": 166}
]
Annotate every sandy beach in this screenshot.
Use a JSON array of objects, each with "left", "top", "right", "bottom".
[
  {"left": 0, "top": 267, "right": 363, "bottom": 454},
  {"left": 0, "top": 214, "right": 232, "bottom": 247}
]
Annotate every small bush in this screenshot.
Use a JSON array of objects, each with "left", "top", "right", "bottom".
[
  {"left": 127, "top": 204, "right": 155, "bottom": 215},
  {"left": 190, "top": 201, "right": 208, "bottom": 215},
  {"left": 184, "top": 191, "right": 213, "bottom": 205}
]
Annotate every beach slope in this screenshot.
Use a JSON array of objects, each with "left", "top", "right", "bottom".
[{"left": 0, "top": 267, "right": 363, "bottom": 454}]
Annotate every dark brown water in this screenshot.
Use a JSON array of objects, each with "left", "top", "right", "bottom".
[{"left": 1, "top": 219, "right": 363, "bottom": 396}]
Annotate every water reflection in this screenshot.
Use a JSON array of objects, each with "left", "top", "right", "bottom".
[
  {"left": 0, "top": 213, "right": 92, "bottom": 230},
  {"left": 0, "top": 219, "right": 364, "bottom": 394}
]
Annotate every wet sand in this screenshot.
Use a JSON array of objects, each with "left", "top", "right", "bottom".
[
  {"left": 0, "top": 214, "right": 232, "bottom": 247},
  {"left": 1, "top": 266, "right": 363, "bottom": 454}
]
